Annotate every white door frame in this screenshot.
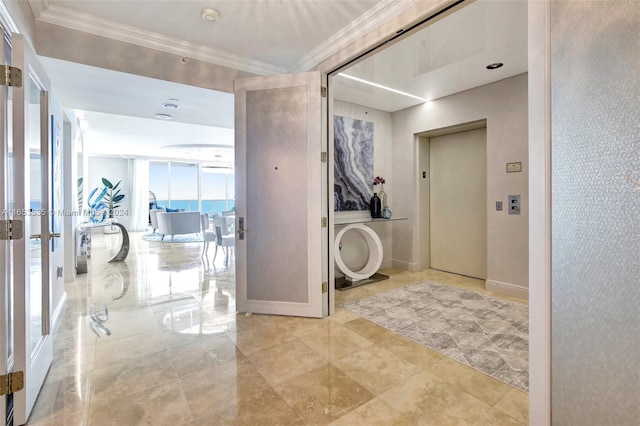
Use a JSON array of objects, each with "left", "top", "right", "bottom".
[
  {"left": 527, "top": 1, "right": 552, "bottom": 424},
  {"left": 319, "top": 0, "right": 553, "bottom": 423}
]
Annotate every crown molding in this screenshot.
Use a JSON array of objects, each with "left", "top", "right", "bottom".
[
  {"left": 0, "top": 1, "right": 20, "bottom": 34},
  {"left": 28, "top": 1, "right": 286, "bottom": 76},
  {"left": 291, "top": 0, "right": 423, "bottom": 72},
  {"left": 27, "top": 0, "right": 52, "bottom": 21}
]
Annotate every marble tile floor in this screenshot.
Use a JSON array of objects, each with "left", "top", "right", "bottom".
[{"left": 26, "top": 231, "right": 528, "bottom": 425}]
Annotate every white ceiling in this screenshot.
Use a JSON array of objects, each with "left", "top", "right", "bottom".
[
  {"left": 29, "top": 0, "right": 411, "bottom": 74},
  {"left": 334, "top": 0, "right": 528, "bottom": 112},
  {"left": 31, "top": 0, "right": 528, "bottom": 159}
]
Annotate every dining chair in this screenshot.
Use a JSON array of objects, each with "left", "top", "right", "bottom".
[
  {"left": 212, "top": 216, "right": 235, "bottom": 266},
  {"left": 200, "top": 213, "right": 217, "bottom": 259}
]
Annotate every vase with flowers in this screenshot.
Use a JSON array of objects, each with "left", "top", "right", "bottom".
[
  {"left": 373, "top": 176, "right": 392, "bottom": 219},
  {"left": 374, "top": 176, "right": 387, "bottom": 208}
]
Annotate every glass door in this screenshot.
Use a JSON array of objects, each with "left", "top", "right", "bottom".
[
  {"left": 11, "top": 34, "right": 53, "bottom": 426},
  {"left": 0, "top": 26, "right": 13, "bottom": 426}
]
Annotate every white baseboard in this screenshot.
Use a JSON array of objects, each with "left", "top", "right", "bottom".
[
  {"left": 51, "top": 291, "right": 68, "bottom": 333},
  {"left": 381, "top": 259, "right": 393, "bottom": 269},
  {"left": 485, "top": 280, "right": 529, "bottom": 300},
  {"left": 392, "top": 259, "right": 419, "bottom": 272}
]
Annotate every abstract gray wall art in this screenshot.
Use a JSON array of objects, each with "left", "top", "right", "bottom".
[{"left": 334, "top": 115, "right": 374, "bottom": 211}]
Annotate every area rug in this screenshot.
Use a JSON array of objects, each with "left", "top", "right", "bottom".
[
  {"left": 342, "top": 281, "right": 529, "bottom": 391},
  {"left": 142, "top": 233, "right": 203, "bottom": 243}
]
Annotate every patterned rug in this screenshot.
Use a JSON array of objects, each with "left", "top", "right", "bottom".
[
  {"left": 343, "top": 281, "right": 529, "bottom": 391},
  {"left": 141, "top": 233, "right": 203, "bottom": 243}
]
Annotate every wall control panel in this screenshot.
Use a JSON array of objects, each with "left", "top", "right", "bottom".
[{"left": 508, "top": 195, "right": 521, "bottom": 215}]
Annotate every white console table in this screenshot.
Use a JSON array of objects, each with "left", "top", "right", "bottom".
[{"left": 334, "top": 216, "right": 407, "bottom": 290}]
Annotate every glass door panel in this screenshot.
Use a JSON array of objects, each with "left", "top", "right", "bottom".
[
  {"left": 27, "top": 75, "right": 46, "bottom": 358},
  {"left": 4, "top": 30, "right": 14, "bottom": 370},
  {"left": 1, "top": 28, "right": 13, "bottom": 424}
]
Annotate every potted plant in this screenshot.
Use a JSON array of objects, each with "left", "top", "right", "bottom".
[
  {"left": 102, "top": 178, "right": 125, "bottom": 218},
  {"left": 101, "top": 178, "right": 125, "bottom": 233}
]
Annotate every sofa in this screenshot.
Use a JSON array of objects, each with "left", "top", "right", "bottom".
[
  {"left": 149, "top": 208, "right": 166, "bottom": 233},
  {"left": 156, "top": 211, "right": 202, "bottom": 240},
  {"left": 150, "top": 207, "right": 185, "bottom": 233}
]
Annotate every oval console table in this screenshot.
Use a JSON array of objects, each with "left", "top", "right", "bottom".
[{"left": 334, "top": 216, "right": 407, "bottom": 290}]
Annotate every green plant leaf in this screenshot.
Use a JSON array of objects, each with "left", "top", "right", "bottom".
[
  {"left": 102, "top": 178, "right": 113, "bottom": 188},
  {"left": 112, "top": 194, "right": 125, "bottom": 202},
  {"left": 112, "top": 181, "right": 121, "bottom": 191}
]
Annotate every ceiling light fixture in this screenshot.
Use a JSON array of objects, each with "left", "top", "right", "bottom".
[
  {"left": 486, "top": 62, "right": 504, "bottom": 70},
  {"left": 155, "top": 113, "right": 172, "bottom": 120},
  {"left": 338, "top": 73, "right": 428, "bottom": 102},
  {"left": 201, "top": 8, "right": 220, "bottom": 22},
  {"left": 162, "top": 103, "right": 179, "bottom": 109}
]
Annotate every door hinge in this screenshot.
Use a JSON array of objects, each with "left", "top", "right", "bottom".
[
  {"left": 322, "top": 282, "right": 328, "bottom": 293},
  {"left": 321, "top": 217, "right": 327, "bottom": 228},
  {"left": 321, "top": 86, "right": 327, "bottom": 98},
  {"left": 2, "top": 65, "right": 23, "bottom": 87},
  {"left": 0, "top": 219, "right": 24, "bottom": 240},
  {"left": 0, "top": 371, "right": 24, "bottom": 396},
  {"left": 321, "top": 152, "right": 327, "bottom": 163}
]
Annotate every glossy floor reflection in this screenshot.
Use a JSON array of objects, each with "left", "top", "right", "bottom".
[{"left": 27, "top": 231, "right": 528, "bottom": 425}]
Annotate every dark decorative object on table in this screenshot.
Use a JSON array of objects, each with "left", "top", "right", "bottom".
[{"left": 370, "top": 193, "right": 381, "bottom": 218}]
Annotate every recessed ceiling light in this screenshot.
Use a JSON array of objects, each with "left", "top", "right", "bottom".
[
  {"left": 162, "top": 103, "right": 179, "bottom": 109},
  {"left": 155, "top": 113, "right": 172, "bottom": 120},
  {"left": 201, "top": 8, "right": 219, "bottom": 22},
  {"left": 486, "top": 63, "right": 504, "bottom": 70}
]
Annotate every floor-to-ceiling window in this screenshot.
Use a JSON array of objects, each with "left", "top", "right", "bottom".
[
  {"left": 150, "top": 160, "right": 235, "bottom": 214},
  {"left": 169, "top": 162, "right": 198, "bottom": 211},
  {"left": 149, "top": 161, "right": 169, "bottom": 208}
]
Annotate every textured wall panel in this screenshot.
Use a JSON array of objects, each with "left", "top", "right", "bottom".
[
  {"left": 551, "top": 2, "right": 640, "bottom": 425},
  {"left": 246, "top": 87, "right": 309, "bottom": 303}
]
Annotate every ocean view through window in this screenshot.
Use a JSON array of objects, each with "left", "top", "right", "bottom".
[{"left": 150, "top": 161, "right": 235, "bottom": 215}]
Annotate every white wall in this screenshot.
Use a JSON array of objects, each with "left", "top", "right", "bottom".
[
  {"left": 63, "top": 110, "right": 83, "bottom": 282},
  {"left": 391, "top": 74, "right": 529, "bottom": 295},
  {"left": 48, "top": 87, "right": 67, "bottom": 318},
  {"left": 333, "top": 100, "right": 394, "bottom": 272},
  {"left": 35, "top": 22, "right": 257, "bottom": 94}
]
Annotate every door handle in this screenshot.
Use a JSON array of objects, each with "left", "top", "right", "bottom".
[
  {"left": 30, "top": 233, "right": 60, "bottom": 240},
  {"left": 237, "top": 217, "right": 246, "bottom": 240}
]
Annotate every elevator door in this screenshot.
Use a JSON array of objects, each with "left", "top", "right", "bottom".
[{"left": 429, "top": 128, "right": 487, "bottom": 279}]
